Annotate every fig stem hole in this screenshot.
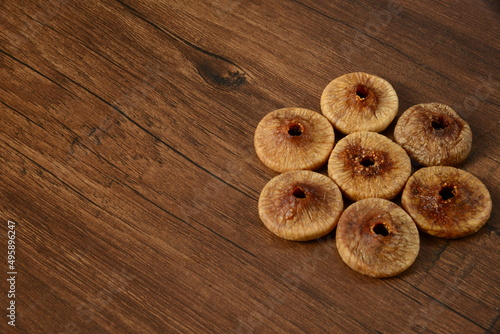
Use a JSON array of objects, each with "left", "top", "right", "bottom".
[
  {"left": 439, "top": 186, "right": 456, "bottom": 200},
  {"left": 288, "top": 123, "right": 303, "bottom": 136},
  {"left": 292, "top": 186, "right": 306, "bottom": 199},
  {"left": 373, "top": 223, "right": 389, "bottom": 236},
  {"left": 360, "top": 157, "right": 375, "bottom": 167},
  {"left": 355, "top": 85, "right": 370, "bottom": 100},
  {"left": 432, "top": 117, "right": 449, "bottom": 130}
]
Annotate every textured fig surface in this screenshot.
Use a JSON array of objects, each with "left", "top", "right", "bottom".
[
  {"left": 336, "top": 198, "right": 420, "bottom": 278},
  {"left": 328, "top": 131, "right": 411, "bottom": 201},
  {"left": 321, "top": 72, "right": 398, "bottom": 134},
  {"left": 254, "top": 107, "right": 334, "bottom": 173},
  {"left": 258, "top": 170, "right": 343, "bottom": 241},
  {"left": 394, "top": 103, "right": 472, "bottom": 166},
  {"left": 402, "top": 166, "right": 491, "bottom": 238}
]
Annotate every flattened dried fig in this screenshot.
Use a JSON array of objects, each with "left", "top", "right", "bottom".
[
  {"left": 254, "top": 108, "right": 335, "bottom": 173},
  {"left": 321, "top": 72, "right": 399, "bottom": 134},
  {"left": 336, "top": 198, "right": 420, "bottom": 278},
  {"left": 401, "top": 166, "right": 491, "bottom": 238},
  {"left": 258, "top": 170, "right": 343, "bottom": 241},
  {"left": 328, "top": 131, "right": 411, "bottom": 201},
  {"left": 394, "top": 103, "right": 472, "bottom": 166}
]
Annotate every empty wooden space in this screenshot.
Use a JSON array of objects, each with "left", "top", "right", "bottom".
[{"left": 0, "top": 0, "right": 498, "bottom": 333}]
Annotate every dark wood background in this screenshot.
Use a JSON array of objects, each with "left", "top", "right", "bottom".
[{"left": 1, "top": 0, "right": 498, "bottom": 333}]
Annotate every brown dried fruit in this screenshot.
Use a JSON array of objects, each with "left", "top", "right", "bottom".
[
  {"left": 320, "top": 72, "right": 399, "bottom": 134},
  {"left": 328, "top": 131, "right": 411, "bottom": 201},
  {"left": 336, "top": 198, "right": 420, "bottom": 278},
  {"left": 401, "top": 166, "right": 491, "bottom": 238},
  {"left": 394, "top": 103, "right": 472, "bottom": 166},
  {"left": 258, "top": 170, "right": 343, "bottom": 241},
  {"left": 254, "top": 107, "right": 334, "bottom": 173}
]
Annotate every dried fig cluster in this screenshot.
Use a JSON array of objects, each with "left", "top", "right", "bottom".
[{"left": 254, "top": 72, "right": 492, "bottom": 278}]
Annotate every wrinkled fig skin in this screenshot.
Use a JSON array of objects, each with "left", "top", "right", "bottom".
[
  {"left": 402, "top": 166, "right": 492, "bottom": 238},
  {"left": 394, "top": 103, "right": 472, "bottom": 166},
  {"left": 328, "top": 131, "right": 412, "bottom": 201},
  {"left": 254, "top": 108, "right": 335, "bottom": 173},
  {"left": 321, "top": 72, "right": 399, "bottom": 134},
  {"left": 336, "top": 198, "right": 420, "bottom": 278},
  {"left": 258, "top": 171, "right": 343, "bottom": 241}
]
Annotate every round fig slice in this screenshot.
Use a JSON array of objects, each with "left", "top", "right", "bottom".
[
  {"left": 328, "top": 131, "right": 411, "bottom": 201},
  {"left": 258, "top": 170, "right": 343, "bottom": 241},
  {"left": 401, "top": 166, "right": 491, "bottom": 238},
  {"left": 254, "top": 107, "right": 335, "bottom": 173},
  {"left": 320, "top": 72, "right": 399, "bottom": 134},
  {"left": 394, "top": 103, "right": 472, "bottom": 166},
  {"left": 336, "top": 198, "right": 420, "bottom": 278}
]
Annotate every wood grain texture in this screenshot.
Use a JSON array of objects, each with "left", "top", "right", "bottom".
[{"left": 0, "top": 0, "right": 498, "bottom": 333}]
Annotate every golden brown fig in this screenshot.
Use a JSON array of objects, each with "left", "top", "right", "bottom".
[
  {"left": 320, "top": 72, "right": 399, "bottom": 134},
  {"left": 401, "top": 166, "right": 491, "bottom": 238},
  {"left": 254, "top": 108, "right": 334, "bottom": 173},
  {"left": 394, "top": 103, "right": 472, "bottom": 166},
  {"left": 336, "top": 198, "right": 420, "bottom": 278},
  {"left": 258, "top": 170, "right": 343, "bottom": 241},
  {"left": 328, "top": 131, "right": 411, "bottom": 201}
]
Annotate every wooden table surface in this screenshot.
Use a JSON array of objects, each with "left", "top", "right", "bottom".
[{"left": 1, "top": 0, "right": 499, "bottom": 333}]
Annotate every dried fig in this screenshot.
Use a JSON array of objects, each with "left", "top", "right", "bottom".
[
  {"left": 336, "top": 198, "right": 420, "bottom": 278},
  {"left": 254, "top": 107, "right": 335, "bottom": 173},
  {"left": 394, "top": 103, "right": 472, "bottom": 166},
  {"left": 320, "top": 72, "right": 399, "bottom": 134},
  {"left": 328, "top": 131, "right": 411, "bottom": 201},
  {"left": 401, "top": 166, "right": 491, "bottom": 238},
  {"left": 258, "top": 170, "right": 343, "bottom": 241}
]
